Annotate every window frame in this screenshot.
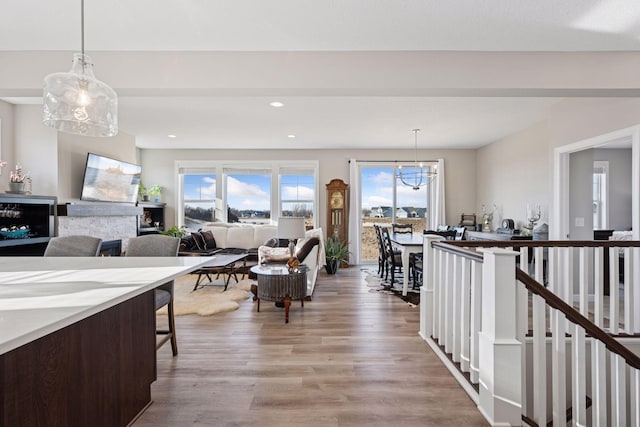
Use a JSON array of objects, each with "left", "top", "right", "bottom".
[{"left": 175, "top": 160, "right": 319, "bottom": 227}]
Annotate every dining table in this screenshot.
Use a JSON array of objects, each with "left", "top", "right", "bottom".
[
  {"left": 0, "top": 255, "right": 214, "bottom": 427},
  {"left": 389, "top": 232, "right": 424, "bottom": 296}
]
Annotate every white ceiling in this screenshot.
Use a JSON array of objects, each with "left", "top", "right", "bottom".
[{"left": 1, "top": 0, "right": 640, "bottom": 149}]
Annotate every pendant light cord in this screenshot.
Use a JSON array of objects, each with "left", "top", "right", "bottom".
[
  {"left": 413, "top": 129, "right": 420, "bottom": 169},
  {"left": 81, "top": 0, "right": 85, "bottom": 57}
]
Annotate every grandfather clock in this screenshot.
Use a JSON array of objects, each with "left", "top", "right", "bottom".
[{"left": 326, "top": 179, "right": 348, "bottom": 242}]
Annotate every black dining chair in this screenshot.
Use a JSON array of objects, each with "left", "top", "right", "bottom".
[
  {"left": 381, "top": 227, "right": 403, "bottom": 285},
  {"left": 410, "top": 252, "right": 423, "bottom": 289},
  {"left": 373, "top": 225, "right": 386, "bottom": 278},
  {"left": 126, "top": 234, "right": 181, "bottom": 356},
  {"left": 392, "top": 223, "right": 413, "bottom": 234}
]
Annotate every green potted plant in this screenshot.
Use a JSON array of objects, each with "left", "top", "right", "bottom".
[
  {"left": 160, "top": 225, "right": 187, "bottom": 238},
  {"left": 324, "top": 236, "right": 350, "bottom": 274},
  {"left": 138, "top": 182, "right": 149, "bottom": 201},
  {"left": 147, "top": 185, "right": 162, "bottom": 203}
]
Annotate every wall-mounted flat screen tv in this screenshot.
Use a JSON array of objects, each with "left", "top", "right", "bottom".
[{"left": 80, "top": 153, "right": 142, "bottom": 203}]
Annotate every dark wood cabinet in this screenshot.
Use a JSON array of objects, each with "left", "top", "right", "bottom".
[
  {"left": 137, "top": 202, "right": 166, "bottom": 235},
  {"left": 0, "top": 194, "right": 56, "bottom": 255}
]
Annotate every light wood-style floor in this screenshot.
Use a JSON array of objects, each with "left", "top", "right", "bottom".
[{"left": 134, "top": 267, "right": 488, "bottom": 427}]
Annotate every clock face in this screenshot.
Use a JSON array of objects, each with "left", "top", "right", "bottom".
[{"left": 330, "top": 191, "right": 344, "bottom": 209}]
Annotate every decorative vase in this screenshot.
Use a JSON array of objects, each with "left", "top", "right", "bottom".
[{"left": 8, "top": 182, "right": 24, "bottom": 193}]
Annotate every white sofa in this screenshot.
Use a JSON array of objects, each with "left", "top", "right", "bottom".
[
  {"left": 200, "top": 222, "right": 278, "bottom": 251},
  {"left": 199, "top": 223, "right": 325, "bottom": 296}
]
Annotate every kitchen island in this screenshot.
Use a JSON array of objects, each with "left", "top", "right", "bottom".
[{"left": 0, "top": 256, "right": 213, "bottom": 427}]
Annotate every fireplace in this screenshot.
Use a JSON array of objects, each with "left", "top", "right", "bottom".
[
  {"left": 56, "top": 203, "right": 142, "bottom": 252},
  {"left": 99, "top": 239, "right": 122, "bottom": 257}
]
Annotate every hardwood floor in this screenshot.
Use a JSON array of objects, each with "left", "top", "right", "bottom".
[{"left": 134, "top": 267, "right": 488, "bottom": 427}]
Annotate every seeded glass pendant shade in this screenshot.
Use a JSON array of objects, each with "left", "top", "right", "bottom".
[{"left": 42, "top": 0, "right": 118, "bottom": 137}]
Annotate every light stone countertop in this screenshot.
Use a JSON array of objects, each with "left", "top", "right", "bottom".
[{"left": 0, "top": 256, "right": 213, "bottom": 354}]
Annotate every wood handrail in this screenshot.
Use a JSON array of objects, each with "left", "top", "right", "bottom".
[
  {"left": 431, "top": 241, "right": 484, "bottom": 262},
  {"left": 515, "top": 268, "right": 640, "bottom": 370},
  {"left": 446, "top": 240, "right": 640, "bottom": 248}
]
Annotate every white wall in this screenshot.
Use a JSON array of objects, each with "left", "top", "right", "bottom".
[
  {"left": 57, "top": 130, "right": 137, "bottom": 203},
  {"left": 595, "top": 148, "right": 632, "bottom": 231},
  {"left": 476, "top": 121, "right": 550, "bottom": 230},
  {"left": 0, "top": 100, "right": 15, "bottom": 191},
  {"left": 13, "top": 105, "right": 58, "bottom": 197},
  {"left": 477, "top": 98, "right": 640, "bottom": 235},
  {"left": 569, "top": 149, "right": 594, "bottom": 240},
  {"left": 140, "top": 148, "right": 477, "bottom": 241}
]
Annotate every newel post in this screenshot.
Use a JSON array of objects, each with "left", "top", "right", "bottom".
[
  {"left": 477, "top": 248, "right": 521, "bottom": 426},
  {"left": 420, "top": 235, "right": 445, "bottom": 340}
]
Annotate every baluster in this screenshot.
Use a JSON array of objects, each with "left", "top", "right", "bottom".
[
  {"left": 611, "top": 354, "right": 627, "bottom": 426},
  {"left": 460, "top": 257, "right": 471, "bottom": 373},
  {"left": 532, "top": 293, "right": 547, "bottom": 425},
  {"left": 591, "top": 340, "right": 607, "bottom": 426},
  {"left": 551, "top": 307, "right": 567, "bottom": 425},
  {"left": 451, "top": 255, "right": 461, "bottom": 363},
  {"left": 594, "top": 247, "right": 604, "bottom": 327},
  {"left": 443, "top": 252, "right": 453, "bottom": 353},
  {"left": 532, "top": 246, "right": 547, "bottom": 426},
  {"left": 562, "top": 247, "right": 573, "bottom": 304},
  {"left": 436, "top": 249, "right": 444, "bottom": 341},
  {"left": 518, "top": 247, "right": 529, "bottom": 419},
  {"left": 624, "top": 247, "right": 632, "bottom": 334},
  {"left": 631, "top": 367, "right": 640, "bottom": 427},
  {"left": 571, "top": 324, "right": 587, "bottom": 426},
  {"left": 469, "top": 260, "right": 481, "bottom": 384},
  {"left": 609, "top": 247, "right": 619, "bottom": 334},
  {"left": 579, "top": 247, "right": 588, "bottom": 315},
  {"left": 633, "top": 247, "right": 640, "bottom": 334}
]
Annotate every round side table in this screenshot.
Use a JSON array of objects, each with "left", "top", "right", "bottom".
[{"left": 250, "top": 264, "right": 307, "bottom": 323}]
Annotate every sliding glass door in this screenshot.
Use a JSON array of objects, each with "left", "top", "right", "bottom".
[{"left": 359, "top": 164, "right": 428, "bottom": 263}]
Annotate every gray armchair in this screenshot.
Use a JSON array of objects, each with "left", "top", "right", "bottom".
[
  {"left": 126, "top": 234, "right": 180, "bottom": 356},
  {"left": 44, "top": 235, "right": 103, "bottom": 256}
]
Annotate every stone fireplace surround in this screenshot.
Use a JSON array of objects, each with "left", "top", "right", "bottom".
[{"left": 56, "top": 203, "right": 142, "bottom": 252}]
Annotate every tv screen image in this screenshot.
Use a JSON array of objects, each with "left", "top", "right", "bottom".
[{"left": 80, "top": 153, "right": 142, "bottom": 203}]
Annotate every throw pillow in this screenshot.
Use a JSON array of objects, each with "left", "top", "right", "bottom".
[
  {"left": 296, "top": 237, "right": 320, "bottom": 263},
  {"left": 263, "top": 236, "right": 279, "bottom": 248},
  {"left": 200, "top": 230, "right": 217, "bottom": 250},
  {"left": 191, "top": 232, "right": 206, "bottom": 250},
  {"left": 179, "top": 235, "right": 197, "bottom": 251}
]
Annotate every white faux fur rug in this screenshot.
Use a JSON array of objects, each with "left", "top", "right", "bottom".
[{"left": 157, "top": 275, "right": 254, "bottom": 316}]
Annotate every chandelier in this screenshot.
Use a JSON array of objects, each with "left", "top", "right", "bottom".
[
  {"left": 396, "top": 129, "right": 437, "bottom": 190},
  {"left": 42, "top": 0, "right": 118, "bottom": 137}
]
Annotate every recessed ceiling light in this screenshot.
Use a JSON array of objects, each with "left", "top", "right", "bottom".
[
  {"left": 269, "top": 101, "right": 284, "bottom": 108},
  {"left": 167, "top": 134, "right": 177, "bottom": 138},
  {"left": 287, "top": 134, "right": 296, "bottom": 139}
]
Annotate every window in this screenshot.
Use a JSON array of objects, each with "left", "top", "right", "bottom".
[
  {"left": 177, "top": 161, "right": 319, "bottom": 228},
  {"left": 280, "top": 169, "right": 315, "bottom": 226},
  {"left": 180, "top": 169, "right": 217, "bottom": 232},
  {"left": 225, "top": 169, "right": 271, "bottom": 223},
  {"left": 593, "top": 161, "right": 608, "bottom": 230}
]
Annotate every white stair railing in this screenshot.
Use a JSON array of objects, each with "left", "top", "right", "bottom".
[{"left": 420, "top": 238, "right": 640, "bottom": 426}]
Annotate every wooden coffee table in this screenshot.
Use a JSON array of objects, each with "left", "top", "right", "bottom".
[
  {"left": 250, "top": 264, "right": 307, "bottom": 323},
  {"left": 189, "top": 253, "right": 249, "bottom": 291}
]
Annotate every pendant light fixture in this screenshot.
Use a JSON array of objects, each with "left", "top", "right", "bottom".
[
  {"left": 396, "top": 129, "right": 437, "bottom": 190},
  {"left": 43, "top": 0, "right": 118, "bottom": 137}
]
